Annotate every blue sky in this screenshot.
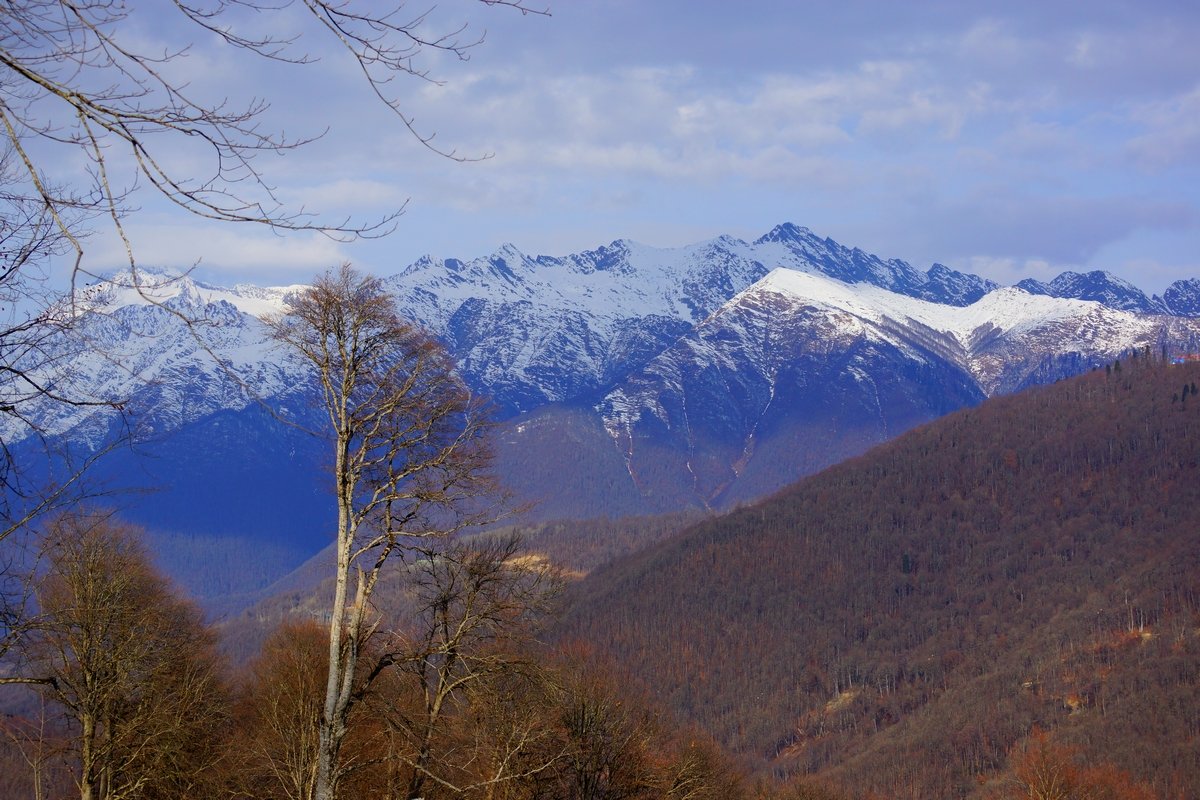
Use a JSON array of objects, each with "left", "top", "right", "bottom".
[{"left": 78, "top": 1, "right": 1200, "bottom": 293}]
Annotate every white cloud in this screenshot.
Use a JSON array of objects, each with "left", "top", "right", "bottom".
[
  {"left": 44, "top": 2, "right": 1199, "bottom": 291},
  {"left": 1125, "top": 85, "right": 1200, "bottom": 170},
  {"left": 964, "top": 256, "right": 1059, "bottom": 287},
  {"left": 83, "top": 224, "right": 350, "bottom": 281},
  {"left": 390, "top": 58, "right": 998, "bottom": 192}
]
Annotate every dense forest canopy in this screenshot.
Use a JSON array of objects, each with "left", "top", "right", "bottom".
[{"left": 557, "top": 355, "right": 1200, "bottom": 798}]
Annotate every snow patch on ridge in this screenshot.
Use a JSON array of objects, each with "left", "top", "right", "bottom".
[
  {"left": 747, "top": 269, "right": 1096, "bottom": 348},
  {"left": 76, "top": 269, "right": 307, "bottom": 318}
]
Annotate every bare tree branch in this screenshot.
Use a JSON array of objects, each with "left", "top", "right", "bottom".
[
  {"left": 0, "top": 1, "right": 547, "bottom": 549},
  {"left": 0, "top": 0, "right": 548, "bottom": 295}
]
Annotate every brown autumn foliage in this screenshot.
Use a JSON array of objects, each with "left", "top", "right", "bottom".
[
  {"left": 229, "top": 620, "right": 328, "bottom": 800},
  {"left": 557, "top": 355, "right": 1200, "bottom": 798},
  {"left": 226, "top": 623, "right": 758, "bottom": 800},
  {"left": 219, "top": 527, "right": 753, "bottom": 800},
  {"left": 492, "top": 641, "right": 753, "bottom": 800},
  {"left": 987, "top": 730, "right": 1156, "bottom": 800},
  {"left": 0, "top": 511, "right": 231, "bottom": 800},
  {"left": 228, "top": 619, "right": 421, "bottom": 800}
]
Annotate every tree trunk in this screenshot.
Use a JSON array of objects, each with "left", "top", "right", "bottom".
[
  {"left": 314, "top": 435, "right": 354, "bottom": 800},
  {"left": 79, "top": 712, "right": 95, "bottom": 800}
]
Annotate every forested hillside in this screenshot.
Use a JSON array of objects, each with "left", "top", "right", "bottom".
[
  {"left": 557, "top": 354, "right": 1200, "bottom": 798},
  {"left": 213, "top": 510, "right": 705, "bottom": 663},
  {"left": 8, "top": 360, "right": 1192, "bottom": 800}
]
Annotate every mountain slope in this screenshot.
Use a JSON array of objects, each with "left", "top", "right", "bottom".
[
  {"left": 596, "top": 269, "right": 1200, "bottom": 507},
  {"left": 596, "top": 271, "right": 987, "bottom": 509},
  {"left": 8, "top": 227, "right": 1200, "bottom": 552},
  {"left": 384, "top": 223, "right": 1002, "bottom": 416},
  {"left": 556, "top": 357, "right": 1200, "bottom": 798}
]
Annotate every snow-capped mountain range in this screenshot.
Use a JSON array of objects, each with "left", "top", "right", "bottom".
[
  {"left": 382, "top": 223, "right": 1004, "bottom": 414},
  {"left": 17, "top": 273, "right": 308, "bottom": 445},
  {"left": 10, "top": 223, "right": 1200, "bottom": 538}
]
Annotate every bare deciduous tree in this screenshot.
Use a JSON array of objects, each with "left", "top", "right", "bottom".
[
  {"left": 374, "top": 534, "right": 562, "bottom": 799},
  {"left": 530, "top": 645, "right": 746, "bottom": 800},
  {"left": 231, "top": 539, "right": 562, "bottom": 800},
  {"left": 552, "top": 651, "right": 661, "bottom": 800},
  {"left": 266, "top": 263, "right": 499, "bottom": 800},
  {"left": 231, "top": 620, "right": 329, "bottom": 800},
  {"left": 23, "top": 510, "right": 230, "bottom": 800}
]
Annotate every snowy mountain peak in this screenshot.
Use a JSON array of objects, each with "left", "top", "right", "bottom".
[
  {"left": 485, "top": 244, "right": 533, "bottom": 281},
  {"left": 1160, "top": 278, "right": 1200, "bottom": 317},
  {"left": 754, "top": 222, "right": 817, "bottom": 245},
  {"left": 491, "top": 242, "right": 529, "bottom": 262},
  {"left": 591, "top": 266, "right": 1200, "bottom": 511},
  {"left": 725, "top": 268, "right": 1169, "bottom": 392},
  {"left": 555, "top": 239, "right": 635, "bottom": 275},
  {"left": 12, "top": 224, "right": 1200, "bottom": 528},
  {"left": 923, "top": 263, "right": 999, "bottom": 306},
  {"left": 1016, "top": 270, "right": 1160, "bottom": 314}
]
